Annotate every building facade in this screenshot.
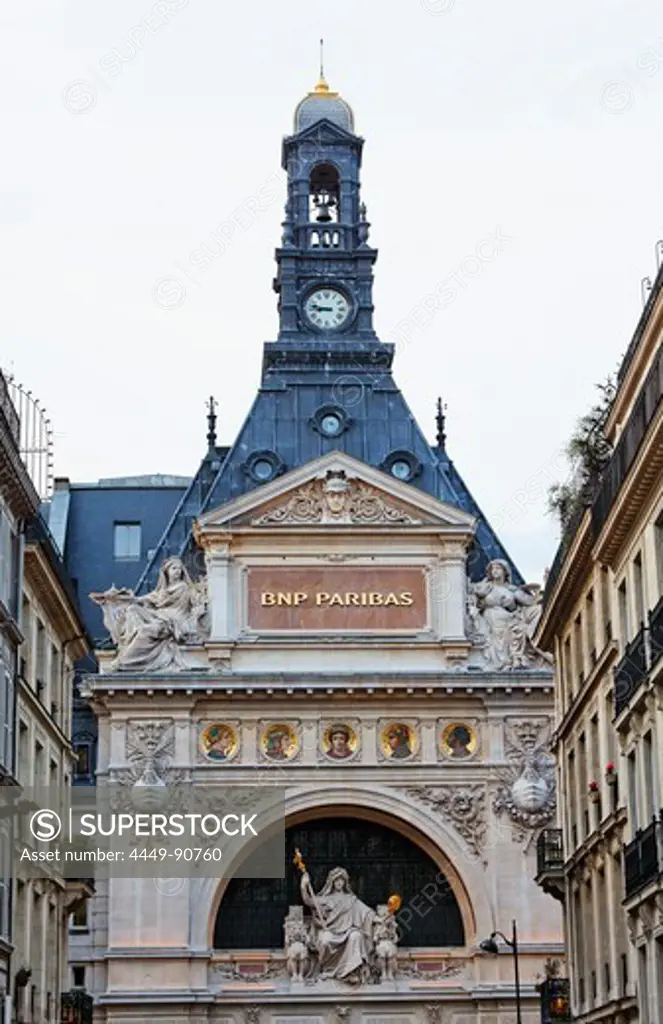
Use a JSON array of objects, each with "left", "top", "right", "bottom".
[
  {"left": 13, "top": 514, "right": 91, "bottom": 1024},
  {"left": 0, "top": 371, "right": 39, "bottom": 1020},
  {"left": 66, "top": 78, "right": 564, "bottom": 1024},
  {"left": 535, "top": 258, "right": 663, "bottom": 1022},
  {"left": 0, "top": 370, "right": 92, "bottom": 1024}
]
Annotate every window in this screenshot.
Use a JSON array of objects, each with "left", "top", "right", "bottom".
[
  {"left": 633, "top": 554, "right": 645, "bottom": 630},
  {"left": 643, "top": 732, "right": 655, "bottom": 821},
  {"left": 74, "top": 743, "right": 91, "bottom": 778},
  {"left": 601, "top": 566, "right": 612, "bottom": 643},
  {"left": 70, "top": 899, "right": 88, "bottom": 930},
  {"left": 655, "top": 513, "right": 663, "bottom": 597},
  {"left": 618, "top": 580, "right": 630, "bottom": 644},
  {"left": 638, "top": 946, "right": 649, "bottom": 1021},
  {"left": 72, "top": 966, "right": 86, "bottom": 989},
  {"left": 628, "top": 751, "right": 638, "bottom": 829},
  {"left": 586, "top": 590, "right": 596, "bottom": 664},
  {"left": 113, "top": 522, "right": 141, "bottom": 561},
  {"left": 574, "top": 614, "right": 584, "bottom": 687}
]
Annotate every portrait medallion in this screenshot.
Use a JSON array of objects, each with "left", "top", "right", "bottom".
[
  {"left": 380, "top": 722, "right": 417, "bottom": 760},
  {"left": 199, "top": 722, "right": 239, "bottom": 762},
  {"left": 261, "top": 722, "right": 299, "bottom": 761},
  {"left": 321, "top": 722, "right": 359, "bottom": 762},
  {"left": 440, "top": 722, "right": 478, "bottom": 760}
]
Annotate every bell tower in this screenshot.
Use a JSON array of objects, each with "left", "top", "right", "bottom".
[{"left": 272, "top": 69, "right": 379, "bottom": 346}]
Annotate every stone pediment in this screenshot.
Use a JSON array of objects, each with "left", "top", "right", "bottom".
[{"left": 196, "top": 453, "right": 476, "bottom": 533}]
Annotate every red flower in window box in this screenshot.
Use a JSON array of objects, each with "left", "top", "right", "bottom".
[
  {"left": 605, "top": 762, "right": 617, "bottom": 785},
  {"left": 605, "top": 762, "right": 615, "bottom": 773},
  {"left": 588, "top": 780, "right": 599, "bottom": 791}
]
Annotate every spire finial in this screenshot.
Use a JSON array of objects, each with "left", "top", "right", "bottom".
[
  {"left": 436, "top": 397, "right": 447, "bottom": 450},
  {"left": 206, "top": 396, "right": 217, "bottom": 451},
  {"left": 313, "top": 37, "right": 331, "bottom": 94}
]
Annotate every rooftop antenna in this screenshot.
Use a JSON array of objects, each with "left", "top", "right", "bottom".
[
  {"left": 320, "top": 38, "right": 325, "bottom": 81},
  {"left": 206, "top": 396, "right": 217, "bottom": 451}
]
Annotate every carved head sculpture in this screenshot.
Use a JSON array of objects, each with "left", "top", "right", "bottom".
[
  {"left": 486, "top": 559, "right": 511, "bottom": 584},
  {"left": 320, "top": 866, "right": 351, "bottom": 895},
  {"left": 322, "top": 471, "right": 351, "bottom": 516},
  {"left": 158, "top": 556, "right": 189, "bottom": 589}
]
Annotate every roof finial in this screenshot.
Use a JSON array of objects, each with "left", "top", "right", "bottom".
[
  {"left": 206, "top": 396, "right": 217, "bottom": 451},
  {"left": 314, "top": 37, "right": 330, "bottom": 94},
  {"left": 436, "top": 397, "right": 447, "bottom": 450}
]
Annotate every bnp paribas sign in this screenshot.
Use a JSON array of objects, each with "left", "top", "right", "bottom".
[{"left": 247, "top": 566, "right": 428, "bottom": 631}]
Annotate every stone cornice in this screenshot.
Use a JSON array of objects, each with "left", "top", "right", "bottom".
[
  {"left": 23, "top": 544, "right": 89, "bottom": 655},
  {"left": 592, "top": 403, "right": 663, "bottom": 567},
  {"left": 536, "top": 510, "right": 593, "bottom": 650}
]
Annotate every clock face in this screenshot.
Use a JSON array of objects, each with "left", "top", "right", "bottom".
[{"left": 304, "top": 288, "right": 351, "bottom": 331}]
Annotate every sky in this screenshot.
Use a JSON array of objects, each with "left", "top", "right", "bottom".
[{"left": 2, "top": 0, "right": 663, "bottom": 582}]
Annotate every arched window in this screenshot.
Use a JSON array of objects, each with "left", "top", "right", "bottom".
[
  {"left": 309, "top": 163, "right": 340, "bottom": 225},
  {"left": 213, "top": 816, "right": 465, "bottom": 950}
]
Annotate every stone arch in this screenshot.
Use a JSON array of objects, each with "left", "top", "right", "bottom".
[{"left": 190, "top": 785, "right": 492, "bottom": 951}]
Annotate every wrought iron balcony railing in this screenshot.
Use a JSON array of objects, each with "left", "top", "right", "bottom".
[
  {"left": 537, "top": 828, "right": 564, "bottom": 875},
  {"left": 624, "top": 815, "right": 661, "bottom": 900},
  {"left": 61, "top": 990, "right": 93, "bottom": 1024},
  {"left": 614, "top": 625, "right": 648, "bottom": 716},
  {"left": 614, "top": 598, "right": 663, "bottom": 717},
  {"left": 592, "top": 342, "right": 663, "bottom": 537}
]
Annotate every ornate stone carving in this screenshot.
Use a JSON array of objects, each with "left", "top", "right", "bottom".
[
  {"left": 400, "top": 958, "right": 467, "bottom": 981},
  {"left": 244, "top": 1007, "right": 260, "bottom": 1024},
  {"left": 493, "top": 719, "right": 556, "bottom": 840},
  {"left": 467, "top": 560, "right": 552, "bottom": 671},
  {"left": 210, "top": 960, "right": 285, "bottom": 983},
  {"left": 126, "top": 719, "right": 174, "bottom": 780},
  {"left": 373, "top": 904, "right": 399, "bottom": 981},
  {"left": 91, "top": 557, "right": 210, "bottom": 673},
  {"left": 293, "top": 864, "right": 400, "bottom": 984},
  {"left": 252, "top": 471, "right": 422, "bottom": 526},
  {"left": 424, "top": 1005, "right": 444, "bottom": 1024},
  {"left": 284, "top": 906, "right": 310, "bottom": 982},
  {"left": 406, "top": 786, "right": 486, "bottom": 858}
]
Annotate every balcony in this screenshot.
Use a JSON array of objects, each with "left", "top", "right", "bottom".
[
  {"left": 649, "top": 593, "right": 663, "bottom": 670},
  {"left": 535, "top": 828, "right": 565, "bottom": 902},
  {"left": 61, "top": 991, "right": 93, "bottom": 1024},
  {"left": 592, "top": 342, "right": 663, "bottom": 537},
  {"left": 624, "top": 815, "right": 662, "bottom": 900},
  {"left": 614, "top": 625, "right": 648, "bottom": 716},
  {"left": 614, "top": 599, "right": 663, "bottom": 717}
]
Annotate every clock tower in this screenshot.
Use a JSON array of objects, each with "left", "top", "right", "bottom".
[{"left": 273, "top": 72, "right": 378, "bottom": 345}]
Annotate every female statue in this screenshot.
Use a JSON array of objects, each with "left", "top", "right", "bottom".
[
  {"left": 91, "top": 556, "right": 209, "bottom": 672},
  {"left": 470, "top": 559, "right": 550, "bottom": 670},
  {"left": 300, "top": 867, "right": 375, "bottom": 983}
]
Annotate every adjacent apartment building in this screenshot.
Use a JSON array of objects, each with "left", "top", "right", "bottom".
[
  {"left": 535, "top": 262, "right": 663, "bottom": 1024},
  {"left": 0, "top": 371, "right": 91, "bottom": 1024}
]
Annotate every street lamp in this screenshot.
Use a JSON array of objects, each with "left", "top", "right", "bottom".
[{"left": 479, "top": 918, "right": 522, "bottom": 1024}]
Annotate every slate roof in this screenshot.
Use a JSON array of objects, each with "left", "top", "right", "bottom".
[{"left": 136, "top": 345, "right": 522, "bottom": 591}]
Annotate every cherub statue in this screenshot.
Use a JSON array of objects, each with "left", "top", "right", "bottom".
[
  {"left": 373, "top": 904, "right": 399, "bottom": 982},
  {"left": 284, "top": 907, "right": 310, "bottom": 983}
]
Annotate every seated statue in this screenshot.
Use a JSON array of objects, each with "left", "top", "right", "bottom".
[
  {"left": 468, "top": 559, "right": 552, "bottom": 671},
  {"left": 299, "top": 867, "right": 375, "bottom": 984},
  {"left": 91, "top": 556, "right": 209, "bottom": 673}
]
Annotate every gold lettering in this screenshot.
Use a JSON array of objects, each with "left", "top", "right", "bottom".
[
  {"left": 293, "top": 592, "right": 308, "bottom": 606},
  {"left": 277, "top": 593, "right": 292, "bottom": 606},
  {"left": 369, "top": 592, "right": 383, "bottom": 606},
  {"left": 400, "top": 592, "right": 414, "bottom": 606},
  {"left": 261, "top": 593, "right": 276, "bottom": 606},
  {"left": 383, "top": 593, "right": 399, "bottom": 607},
  {"left": 345, "top": 593, "right": 360, "bottom": 606},
  {"left": 328, "top": 593, "right": 344, "bottom": 606},
  {"left": 316, "top": 592, "right": 330, "bottom": 606}
]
